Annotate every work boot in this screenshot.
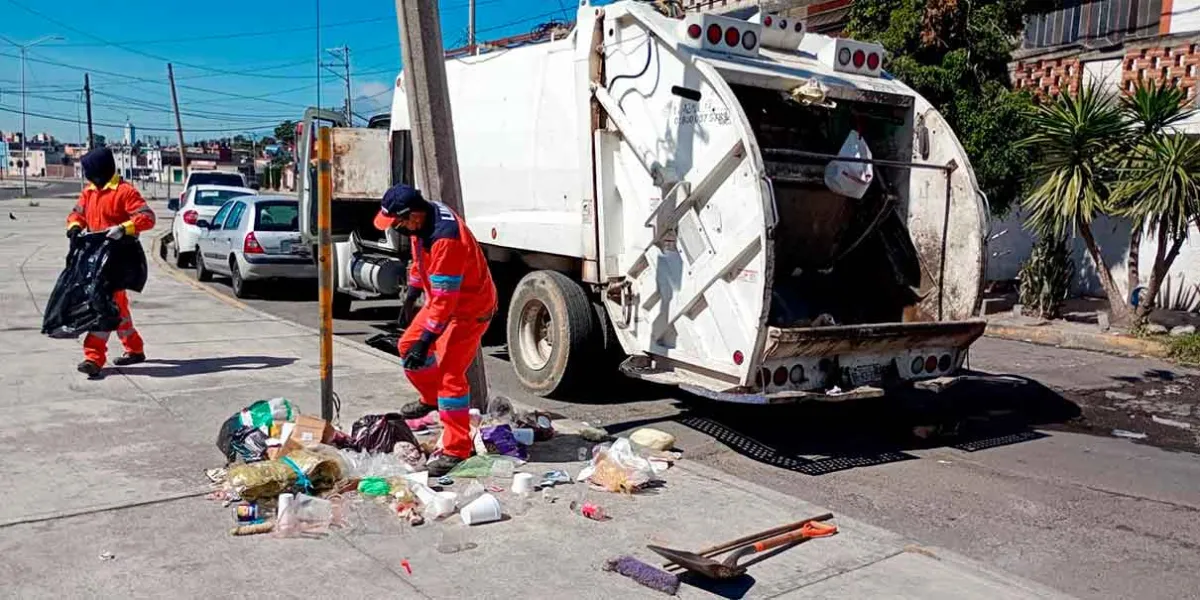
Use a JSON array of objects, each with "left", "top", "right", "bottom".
[
  {"left": 76, "top": 360, "right": 102, "bottom": 377},
  {"left": 113, "top": 352, "right": 146, "bottom": 366},
  {"left": 400, "top": 401, "right": 437, "bottom": 420},
  {"left": 426, "top": 455, "right": 464, "bottom": 478}
]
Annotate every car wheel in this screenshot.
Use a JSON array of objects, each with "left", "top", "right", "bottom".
[
  {"left": 230, "top": 258, "right": 252, "bottom": 298},
  {"left": 195, "top": 249, "right": 213, "bottom": 282},
  {"left": 506, "top": 270, "right": 600, "bottom": 397},
  {"left": 173, "top": 244, "right": 190, "bottom": 268}
]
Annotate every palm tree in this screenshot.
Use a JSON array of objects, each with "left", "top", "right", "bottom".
[
  {"left": 1118, "top": 81, "right": 1196, "bottom": 301},
  {"left": 1022, "top": 85, "right": 1133, "bottom": 323},
  {"left": 1112, "top": 132, "right": 1200, "bottom": 322}
]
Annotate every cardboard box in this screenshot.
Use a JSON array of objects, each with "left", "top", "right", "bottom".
[{"left": 273, "top": 416, "right": 335, "bottom": 457}]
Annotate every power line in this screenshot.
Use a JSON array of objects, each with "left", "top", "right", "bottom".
[
  {"left": 0, "top": 104, "right": 278, "bottom": 132},
  {"left": 43, "top": 15, "right": 396, "bottom": 48}
]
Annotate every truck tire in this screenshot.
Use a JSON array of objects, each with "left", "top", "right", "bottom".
[{"left": 507, "top": 270, "right": 597, "bottom": 397}]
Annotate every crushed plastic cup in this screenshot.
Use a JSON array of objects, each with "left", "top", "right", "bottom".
[
  {"left": 489, "top": 457, "right": 516, "bottom": 478},
  {"left": 511, "top": 472, "right": 535, "bottom": 495},
  {"left": 423, "top": 491, "right": 458, "bottom": 520},
  {"left": 460, "top": 493, "right": 502, "bottom": 526}
]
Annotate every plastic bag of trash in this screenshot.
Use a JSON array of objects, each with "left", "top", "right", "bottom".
[
  {"left": 481, "top": 425, "right": 527, "bottom": 460},
  {"left": 216, "top": 398, "right": 297, "bottom": 463},
  {"left": 824, "top": 130, "right": 874, "bottom": 200},
  {"left": 578, "top": 438, "right": 656, "bottom": 494},
  {"left": 338, "top": 449, "right": 415, "bottom": 479},
  {"left": 41, "top": 234, "right": 122, "bottom": 339},
  {"left": 348, "top": 413, "right": 419, "bottom": 453},
  {"left": 226, "top": 448, "right": 344, "bottom": 500}
]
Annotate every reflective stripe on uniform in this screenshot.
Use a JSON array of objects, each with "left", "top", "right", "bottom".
[{"left": 86, "top": 331, "right": 112, "bottom": 342}]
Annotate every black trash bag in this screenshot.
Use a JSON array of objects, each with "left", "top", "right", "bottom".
[
  {"left": 41, "top": 234, "right": 122, "bottom": 339},
  {"left": 216, "top": 414, "right": 272, "bottom": 464},
  {"left": 348, "top": 413, "right": 419, "bottom": 453}
]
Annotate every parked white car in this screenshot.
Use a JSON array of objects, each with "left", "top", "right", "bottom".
[
  {"left": 194, "top": 194, "right": 315, "bottom": 298},
  {"left": 168, "top": 185, "right": 258, "bottom": 267}
]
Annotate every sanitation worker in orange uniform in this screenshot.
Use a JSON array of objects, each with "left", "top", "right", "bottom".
[
  {"left": 373, "top": 184, "right": 496, "bottom": 477},
  {"left": 67, "top": 147, "right": 157, "bottom": 376}
]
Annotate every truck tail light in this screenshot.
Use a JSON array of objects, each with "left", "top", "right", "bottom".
[
  {"left": 911, "top": 357, "right": 924, "bottom": 375},
  {"left": 938, "top": 354, "right": 952, "bottom": 372},
  {"left": 867, "top": 52, "right": 881, "bottom": 70},
  {"left": 732, "top": 350, "right": 744, "bottom": 365},
  {"left": 244, "top": 231, "right": 264, "bottom": 254},
  {"left": 687, "top": 24, "right": 701, "bottom": 39},
  {"left": 794, "top": 22, "right": 804, "bottom": 32},
  {"left": 763, "top": 15, "right": 773, "bottom": 27},
  {"left": 853, "top": 49, "right": 866, "bottom": 68},
  {"left": 706, "top": 24, "right": 722, "bottom": 45},
  {"left": 742, "top": 30, "right": 758, "bottom": 50},
  {"left": 924, "top": 356, "right": 938, "bottom": 373},
  {"left": 182, "top": 210, "right": 198, "bottom": 225},
  {"left": 789, "top": 365, "right": 805, "bottom": 383},
  {"left": 724, "top": 26, "right": 740, "bottom": 47},
  {"left": 779, "top": 19, "right": 788, "bottom": 30},
  {"left": 838, "top": 47, "right": 852, "bottom": 66},
  {"left": 773, "top": 367, "right": 788, "bottom": 386}
]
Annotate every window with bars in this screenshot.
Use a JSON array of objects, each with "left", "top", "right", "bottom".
[{"left": 1023, "top": 0, "right": 1163, "bottom": 49}]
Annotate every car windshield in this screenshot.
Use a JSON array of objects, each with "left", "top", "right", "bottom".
[
  {"left": 189, "top": 172, "right": 244, "bottom": 187},
  {"left": 254, "top": 201, "right": 299, "bottom": 232},
  {"left": 194, "top": 189, "right": 250, "bottom": 207}
]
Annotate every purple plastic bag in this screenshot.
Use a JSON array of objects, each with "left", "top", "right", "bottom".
[{"left": 481, "top": 424, "right": 527, "bottom": 461}]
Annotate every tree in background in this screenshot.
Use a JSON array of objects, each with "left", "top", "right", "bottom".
[
  {"left": 274, "top": 120, "right": 297, "bottom": 147},
  {"left": 1113, "top": 82, "right": 1200, "bottom": 322},
  {"left": 845, "top": 0, "right": 1041, "bottom": 215},
  {"left": 1021, "top": 85, "right": 1131, "bottom": 323}
]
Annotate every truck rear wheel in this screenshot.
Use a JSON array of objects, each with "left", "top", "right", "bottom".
[{"left": 507, "top": 270, "right": 597, "bottom": 396}]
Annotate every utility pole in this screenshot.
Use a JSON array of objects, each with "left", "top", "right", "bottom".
[
  {"left": 323, "top": 46, "right": 352, "bottom": 124},
  {"left": 395, "top": 0, "right": 489, "bottom": 410},
  {"left": 1, "top": 35, "right": 63, "bottom": 197},
  {"left": 167, "top": 64, "right": 188, "bottom": 182},
  {"left": 468, "top": 0, "right": 476, "bottom": 54},
  {"left": 316, "top": 0, "right": 321, "bottom": 113},
  {"left": 83, "top": 73, "right": 94, "bottom": 150}
]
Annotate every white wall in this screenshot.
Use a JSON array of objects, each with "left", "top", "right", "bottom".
[
  {"left": 987, "top": 209, "right": 1200, "bottom": 311},
  {"left": 1169, "top": 0, "right": 1200, "bottom": 34}
]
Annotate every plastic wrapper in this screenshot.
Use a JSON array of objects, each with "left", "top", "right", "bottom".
[
  {"left": 225, "top": 448, "right": 344, "bottom": 501},
  {"left": 824, "top": 130, "right": 875, "bottom": 200},
  {"left": 348, "top": 413, "right": 419, "bottom": 453},
  {"left": 215, "top": 398, "right": 296, "bottom": 463},
  {"left": 578, "top": 438, "right": 656, "bottom": 494},
  {"left": 338, "top": 449, "right": 415, "bottom": 479},
  {"left": 481, "top": 425, "right": 527, "bottom": 460},
  {"left": 446, "top": 454, "right": 498, "bottom": 478},
  {"left": 274, "top": 493, "right": 349, "bottom": 538}
]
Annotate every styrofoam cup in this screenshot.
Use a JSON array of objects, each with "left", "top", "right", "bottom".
[
  {"left": 460, "top": 493, "right": 502, "bottom": 526},
  {"left": 512, "top": 428, "right": 535, "bottom": 445},
  {"left": 511, "top": 472, "right": 535, "bottom": 494}
]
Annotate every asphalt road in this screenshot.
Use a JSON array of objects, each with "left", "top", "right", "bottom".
[
  {"left": 170, "top": 249, "right": 1200, "bottom": 599},
  {"left": 0, "top": 180, "right": 79, "bottom": 203}
]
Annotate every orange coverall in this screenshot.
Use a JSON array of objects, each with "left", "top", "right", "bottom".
[
  {"left": 397, "top": 202, "right": 497, "bottom": 459},
  {"left": 66, "top": 176, "right": 157, "bottom": 367}
]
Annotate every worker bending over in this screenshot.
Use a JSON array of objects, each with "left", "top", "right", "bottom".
[
  {"left": 373, "top": 184, "right": 497, "bottom": 476},
  {"left": 67, "top": 147, "right": 157, "bottom": 376}
]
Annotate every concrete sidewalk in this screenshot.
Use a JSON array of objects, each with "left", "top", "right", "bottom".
[{"left": 0, "top": 196, "right": 1070, "bottom": 599}]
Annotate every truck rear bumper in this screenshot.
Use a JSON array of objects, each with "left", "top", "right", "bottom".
[
  {"left": 762, "top": 320, "right": 987, "bottom": 360},
  {"left": 679, "top": 373, "right": 1025, "bottom": 405}
]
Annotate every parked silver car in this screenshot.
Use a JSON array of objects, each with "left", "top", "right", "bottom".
[{"left": 194, "top": 195, "right": 315, "bottom": 297}]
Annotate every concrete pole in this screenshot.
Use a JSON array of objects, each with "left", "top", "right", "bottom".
[
  {"left": 395, "top": 0, "right": 489, "bottom": 411},
  {"left": 468, "top": 0, "right": 476, "bottom": 54},
  {"left": 84, "top": 74, "right": 94, "bottom": 150},
  {"left": 167, "top": 64, "right": 188, "bottom": 181},
  {"left": 19, "top": 46, "right": 28, "bottom": 196}
]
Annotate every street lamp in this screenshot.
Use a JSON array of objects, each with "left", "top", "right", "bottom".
[{"left": 0, "top": 34, "right": 65, "bottom": 197}]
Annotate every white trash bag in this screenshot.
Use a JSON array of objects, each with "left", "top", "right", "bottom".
[{"left": 824, "top": 130, "right": 874, "bottom": 200}]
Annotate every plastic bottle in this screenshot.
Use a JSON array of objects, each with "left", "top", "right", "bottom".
[
  {"left": 569, "top": 500, "right": 607, "bottom": 521},
  {"left": 485, "top": 395, "right": 513, "bottom": 424}
]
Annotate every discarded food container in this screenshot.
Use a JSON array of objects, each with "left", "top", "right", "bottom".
[
  {"left": 511, "top": 473, "right": 535, "bottom": 494},
  {"left": 233, "top": 501, "right": 261, "bottom": 524},
  {"left": 460, "top": 493, "right": 502, "bottom": 526},
  {"left": 423, "top": 491, "right": 458, "bottom": 520}
]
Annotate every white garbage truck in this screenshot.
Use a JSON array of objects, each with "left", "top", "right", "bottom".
[{"left": 296, "top": 0, "right": 990, "bottom": 403}]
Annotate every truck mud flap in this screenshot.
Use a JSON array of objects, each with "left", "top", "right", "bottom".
[{"left": 762, "top": 320, "right": 987, "bottom": 360}]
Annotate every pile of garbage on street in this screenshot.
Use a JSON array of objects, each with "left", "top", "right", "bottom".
[{"left": 205, "top": 395, "right": 682, "bottom": 542}]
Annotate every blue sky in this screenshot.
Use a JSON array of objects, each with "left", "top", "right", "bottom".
[{"left": 0, "top": 0, "right": 584, "bottom": 143}]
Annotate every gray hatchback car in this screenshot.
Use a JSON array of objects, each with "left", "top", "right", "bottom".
[{"left": 194, "top": 195, "right": 315, "bottom": 297}]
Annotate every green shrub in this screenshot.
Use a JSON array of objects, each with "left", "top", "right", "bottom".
[
  {"left": 1018, "top": 236, "right": 1074, "bottom": 319},
  {"left": 1168, "top": 333, "right": 1200, "bottom": 365}
]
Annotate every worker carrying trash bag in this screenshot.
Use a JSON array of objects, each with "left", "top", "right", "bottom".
[
  {"left": 66, "top": 147, "right": 157, "bottom": 376},
  {"left": 373, "top": 184, "right": 497, "bottom": 477}
]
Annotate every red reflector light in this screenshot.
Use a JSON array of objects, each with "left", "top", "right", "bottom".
[
  {"left": 742, "top": 30, "right": 757, "bottom": 50},
  {"left": 706, "top": 24, "right": 722, "bottom": 44},
  {"left": 838, "top": 47, "right": 852, "bottom": 65},
  {"left": 732, "top": 350, "right": 744, "bottom": 365},
  {"left": 867, "top": 52, "right": 880, "bottom": 70},
  {"left": 763, "top": 16, "right": 773, "bottom": 27},
  {"left": 773, "top": 367, "right": 788, "bottom": 386},
  {"left": 924, "top": 356, "right": 938, "bottom": 373},
  {"left": 724, "top": 26, "right": 740, "bottom": 47},
  {"left": 687, "top": 24, "right": 701, "bottom": 39},
  {"left": 244, "top": 231, "right": 263, "bottom": 254},
  {"left": 853, "top": 49, "right": 866, "bottom": 68},
  {"left": 182, "top": 210, "right": 198, "bottom": 225}
]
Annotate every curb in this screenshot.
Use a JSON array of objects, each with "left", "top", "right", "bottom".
[{"left": 984, "top": 322, "right": 1169, "bottom": 359}]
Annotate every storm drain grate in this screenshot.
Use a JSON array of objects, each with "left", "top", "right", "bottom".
[{"left": 952, "top": 430, "right": 1047, "bottom": 452}]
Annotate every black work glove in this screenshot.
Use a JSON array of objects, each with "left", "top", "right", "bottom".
[
  {"left": 402, "top": 331, "right": 436, "bottom": 370},
  {"left": 397, "top": 286, "right": 422, "bottom": 328},
  {"left": 67, "top": 225, "right": 82, "bottom": 239}
]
